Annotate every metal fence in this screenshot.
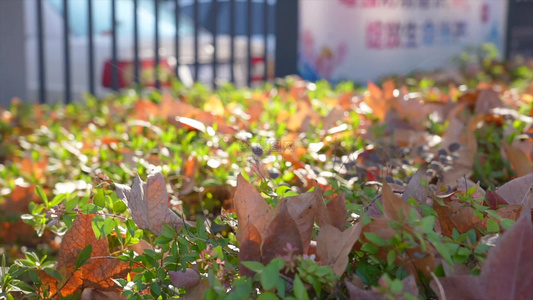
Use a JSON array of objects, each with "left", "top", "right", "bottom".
[{"left": 32, "top": 0, "right": 298, "bottom": 104}]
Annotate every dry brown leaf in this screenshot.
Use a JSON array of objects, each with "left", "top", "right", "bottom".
[
  {"left": 233, "top": 174, "right": 274, "bottom": 242},
  {"left": 382, "top": 182, "right": 417, "bottom": 222},
  {"left": 402, "top": 164, "right": 429, "bottom": 204},
  {"left": 495, "top": 172, "right": 533, "bottom": 208},
  {"left": 475, "top": 89, "right": 504, "bottom": 114},
  {"left": 115, "top": 171, "right": 186, "bottom": 235},
  {"left": 40, "top": 214, "right": 135, "bottom": 298},
  {"left": 485, "top": 190, "right": 509, "bottom": 209},
  {"left": 168, "top": 268, "right": 201, "bottom": 290},
  {"left": 316, "top": 223, "right": 362, "bottom": 276},
  {"left": 433, "top": 197, "right": 483, "bottom": 237},
  {"left": 431, "top": 210, "right": 533, "bottom": 300},
  {"left": 277, "top": 190, "right": 324, "bottom": 253},
  {"left": 325, "top": 192, "right": 348, "bottom": 231},
  {"left": 261, "top": 202, "right": 304, "bottom": 265},
  {"left": 503, "top": 142, "right": 533, "bottom": 177},
  {"left": 439, "top": 118, "right": 478, "bottom": 187},
  {"left": 345, "top": 279, "right": 387, "bottom": 300},
  {"left": 238, "top": 223, "right": 262, "bottom": 276}
]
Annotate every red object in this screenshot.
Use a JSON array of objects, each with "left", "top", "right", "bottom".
[
  {"left": 102, "top": 59, "right": 172, "bottom": 88},
  {"left": 250, "top": 56, "right": 266, "bottom": 82}
]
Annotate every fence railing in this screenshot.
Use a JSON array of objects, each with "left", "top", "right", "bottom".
[{"left": 30, "top": 0, "right": 298, "bottom": 104}]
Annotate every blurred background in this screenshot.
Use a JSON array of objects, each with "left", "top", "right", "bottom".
[{"left": 0, "top": 0, "right": 532, "bottom": 105}]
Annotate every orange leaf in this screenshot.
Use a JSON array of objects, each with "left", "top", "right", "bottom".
[{"left": 40, "top": 214, "right": 135, "bottom": 298}]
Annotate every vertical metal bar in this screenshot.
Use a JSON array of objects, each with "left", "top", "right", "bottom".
[
  {"left": 134, "top": 0, "right": 140, "bottom": 85},
  {"left": 246, "top": 0, "right": 252, "bottom": 86},
  {"left": 212, "top": 0, "right": 218, "bottom": 88},
  {"left": 174, "top": 0, "right": 181, "bottom": 78},
  {"left": 193, "top": 0, "right": 199, "bottom": 82},
  {"left": 274, "top": 0, "right": 298, "bottom": 78},
  {"left": 37, "top": 0, "right": 46, "bottom": 104},
  {"left": 229, "top": 0, "right": 235, "bottom": 83},
  {"left": 155, "top": 0, "right": 161, "bottom": 89},
  {"left": 263, "top": 0, "right": 268, "bottom": 82},
  {"left": 111, "top": 0, "right": 119, "bottom": 91},
  {"left": 88, "top": 0, "right": 95, "bottom": 95},
  {"left": 63, "top": 0, "right": 71, "bottom": 103}
]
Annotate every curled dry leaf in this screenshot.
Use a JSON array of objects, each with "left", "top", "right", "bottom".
[
  {"left": 40, "top": 214, "right": 135, "bottom": 298},
  {"left": 316, "top": 223, "right": 362, "bottom": 276},
  {"left": 115, "top": 171, "right": 186, "bottom": 235},
  {"left": 431, "top": 210, "right": 533, "bottom": 300}
]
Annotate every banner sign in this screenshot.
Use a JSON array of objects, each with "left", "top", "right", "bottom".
[{"left": 299, "top": 0, "right": 508, "bottom": 83}]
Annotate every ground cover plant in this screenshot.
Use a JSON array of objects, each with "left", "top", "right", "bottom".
[{"left": 1, "top": 53, "right": 533, "bottom": 299}]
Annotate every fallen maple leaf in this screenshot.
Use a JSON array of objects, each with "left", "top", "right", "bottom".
[
  {"left": 40, "top": 214, "right": 135, "bottom": 298},
  {"left": 433, "top": 196, "right": 483, "bottom": 237},
  {"left": 261, "top": 202, "right": 304, "bottom": 264},
  {"left": 277, "top": 190, "right": 323, "bottom": 253},
  {"left": 233, "top": 174, "right": 332, "bottom": 273},
  {"left": 324, "top": 192, "right": 348, "bottom": 231},
  {"left": 115, "top": 171, "right": 186, "bottom": 235},
  {"left": 431, "top": 210, "right": 533, "bottom": 300},
  {"left": 316, "top": 223, "right": 362, "bottom": 276}
]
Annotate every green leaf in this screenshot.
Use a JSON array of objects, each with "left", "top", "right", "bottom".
[
  {"left": 324, "top": 190, "right": 334, "bottom": 197},
  {"left": 434, "top": 242, "right": 452, "bottom": 265},
  {"left": 361, "top": 243, "right": 379, "bottom": 254},
  {"left": 36, "top": 186, "right": 48, "bottom": 207},
  {"left": 364, "top": 232, "right": 386, "bottom": 246},
  {"left": 49, "top": 194, "right": 66, "bottom": 207},
  {"left": 241, "top": 261, "right": 264, "bottom": 273},
  {"left": 420, "top": 216, "right": 435, "bottom": 233},
  {"left": 257, "top": 292, "right": 278, "bottom": 300},
  {"left": 260, "top": 264, "right": 281, "bottom": 290},
  {"left": 500, "top": 218, "right": 515, "bottom": 229},
  {"left": 93, "top": 189, "right": 106, "bottom": 208},
  {"left": 387, "top": 250, "right": 396, "bottom": 266},
  {"left": 75, "top": 245, "right": 93, "bottom": 269},
  {"left": 113, "top": 199, "right": 127, "bottom": 214},
  {"left": 293, "top": 275, "right": 309, "bottom": 300},
  {"left": 44, "top": 268, "right": 62, "bottom": 281},
  {"left": 390, "top": 279, "right": 403, "bottom": 294},
  {"left": 487, "top": 218, "right": 500, "bottom": 233}
]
